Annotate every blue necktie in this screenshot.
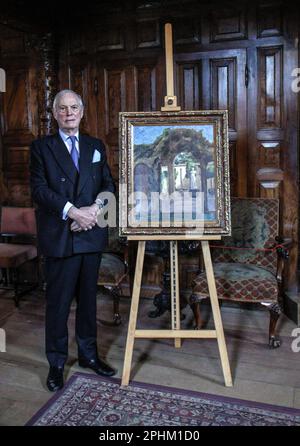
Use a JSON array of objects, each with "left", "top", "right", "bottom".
[{"left": 68, "top": 135, "right": 79, "bottom": 171}]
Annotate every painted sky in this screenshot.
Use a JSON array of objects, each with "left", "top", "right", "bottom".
[{"left": 133, "top": 124, "right": 214, "bottom": 145}]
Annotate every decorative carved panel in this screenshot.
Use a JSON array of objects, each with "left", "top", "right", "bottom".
[
  {"left": 210, "top": 7, "right": 247, "bottom": 42},
  {"left": 211, "top": 58, "right": 236, "bottom": 131},
  {"left": 176, "top": 63, "right": 201, "bottom": 110},
  {"left": 1, "top": 66, "right": 37, "bottom": 143},
  {"left": 174, "top": 18, "right": 201, "bottom": 45},
  {"left": 0, "top": 26, "right": 26, "bottom": 54},
  {"left": 258, "top": 47, "right": 282, "bottom": 129},
  {"left": 257, "top": 167, "right": 283, "bottom": 199},
  {"left": 104, "top": 68, "right": 126, "bottom": 136},
  {"left": 6, "top": 146, "right": 30, "bottom": 176},
  {"left": 94, "top": 25, "right": 125, "bottom": 51},
  {"left": 69, "top": 63, "right": 89, "bottom": 133},
  {"left": 136, "top": 19, "right": 161, "bottom": 48},
  {"left": 135, "top": 65, "right": 157, "bottom": 111},
  {"left": 258, "top": 141, "right": 280, "bottom": 167},
  {"left": 8, "top": 182, "right": 32, "bottom": 206},
  {"left": 257, "top": 3, "right": 282, "bottom": 38}
]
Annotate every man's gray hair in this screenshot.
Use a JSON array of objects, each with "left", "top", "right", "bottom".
[{"left": 53, "top": 89, "right": 84, "bottom": 110}]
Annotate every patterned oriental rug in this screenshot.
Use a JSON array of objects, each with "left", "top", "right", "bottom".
[{"left": 27, "top": 372, "right": 300, "bottom": 426}]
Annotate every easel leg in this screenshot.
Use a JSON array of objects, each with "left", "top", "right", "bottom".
[
  {"left": 201, "top": 241, "right": 233, "bottom": 387},
  {"left": 170, "top": 241, "right": 181, "bottom": 348},
  {"left": 121, "top": 241, "right": 145, "bottom": 386}
]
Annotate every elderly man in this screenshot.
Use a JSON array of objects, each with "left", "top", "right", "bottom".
[{"left": 30, "top": 89, "right": 116, "bottom": 391}]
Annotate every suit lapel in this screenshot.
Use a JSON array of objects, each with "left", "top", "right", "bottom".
[
  {"left": 77, "top": 135, "right": 94, "bottom": 195},
  {"left": 47, "top": 134, "right": 78, "bottom": 183}
]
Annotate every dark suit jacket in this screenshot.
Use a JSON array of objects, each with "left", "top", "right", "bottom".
[{"left": 30, "top": 133, "right": 115, "bottom": 258}]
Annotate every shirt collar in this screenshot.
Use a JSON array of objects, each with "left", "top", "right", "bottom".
[{"left": 59, "top": 129, "right": 79, "bottom": 143}]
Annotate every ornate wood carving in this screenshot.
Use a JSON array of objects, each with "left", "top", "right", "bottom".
[{"left": 26, "top": 32, "right": 59, "bottom": 137}]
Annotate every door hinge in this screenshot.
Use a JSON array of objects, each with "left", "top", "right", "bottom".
[{"left": 245, "top": 64, "right": 249, "bottom": 88}]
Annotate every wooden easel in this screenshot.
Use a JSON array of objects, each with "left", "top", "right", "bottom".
[{"left": 121, "top": 24, "right": 232, "bottom": 388}]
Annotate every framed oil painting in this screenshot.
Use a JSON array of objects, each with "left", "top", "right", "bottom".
[{"left": 119, "top": 110, "right": 231, "bottom": 236}]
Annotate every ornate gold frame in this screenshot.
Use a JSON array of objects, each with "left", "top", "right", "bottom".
[{"left": 119, "top": 110, "right": 231, "bottom": 236}]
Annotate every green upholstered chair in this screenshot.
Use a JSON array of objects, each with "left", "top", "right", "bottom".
[{"left": 190, "top": 198, "right": 291, "bottom": 348}]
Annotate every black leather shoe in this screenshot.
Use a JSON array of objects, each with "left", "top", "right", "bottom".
[
  {"left": 46, "top": 366, "right": 64, "bottom": 392},
  {"left": 78, "top": 357, "right": 116, "bottom": 377}
]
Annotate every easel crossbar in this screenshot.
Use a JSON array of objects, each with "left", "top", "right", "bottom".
[{"left": 134, "top": 330, "right": 217, "bottom": 339}]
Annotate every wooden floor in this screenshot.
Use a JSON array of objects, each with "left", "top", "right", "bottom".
[{"left": 0, "top": 287, "right": 300, "bottom": 426}]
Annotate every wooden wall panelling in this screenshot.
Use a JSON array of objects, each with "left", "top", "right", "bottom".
[
  {"left": 0, "top": 25, "right": 59, "bottom": 207},
  {"left": 95, "top": 62, "right": 137, "bottom": 180},
  {"left": 246, "top": 1, "right": 298, "bottom": 295},
  {"left": 136, "top": 19, "right": 161, "bottom": 49},
  {"left": 0, "top": 24, "right": 26, "bottom": 55},
  {"left": 210, "top": 5, "right": 247, "bottom": 42},
  {"left": 211, "top": 58, "right": 236, "bottom": 130},
  {"left": 68, "top": 61, "right": 90, "bottom": 134},
  {"left": 175, "top": 49, "right": 247, "bottom": 197},
  {"left": 173, "top": 17, "right": 201, "bottom": 46},
  {"left": 1, "top": 64, "right": 38, "bottom": 144},
  {"left": 0, "top": 56, "right": 39, "bottom": 205},
  {"left": 176, "top": 62, "right": 201, "bottom": 110},
  {"left": 134, "top": 63, "right": 158, "bottom": 111},
  {"left": 257, "top": 2, "right": 283, "bottom": 38},
  {"left": 229, "top": 142, "right": 238, "bottom": 197},
  {"left": 281, "top": 4, "right": 299, "bottom": 291},
  {"left": 257, "top": 46, "right": 282, "bottom": 129},
  {"left": 94, "top": 24, "right": 125, "bottom": 52}
]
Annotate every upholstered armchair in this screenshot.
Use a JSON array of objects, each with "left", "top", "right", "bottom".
[
  {"left": 190, "top": 198, "right": 291, "bottom": 348},
  {"left": 0, "top": 206, "right": 38, "bottom": 306},
  {"left": 97, "top": 226, "right": 128, "bottom": 326}
]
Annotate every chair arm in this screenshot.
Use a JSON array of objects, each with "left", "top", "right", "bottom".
[
  {"left": 275, "top": 236, "right": 292, "bottom": 260},
  {"left": 119, "top": 237, "right": 129, "bottom": 269},
  {"left": 275, "top": 237, "right": 292, "bottom": 285}
]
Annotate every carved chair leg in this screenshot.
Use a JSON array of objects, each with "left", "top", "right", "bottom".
[
  {"left": 98, "top": 285, "right": 122, "bottom": 326},
  {"left": 111, "top": 286, "right": 122, "bottom": 326},
  {"left": 267, "top": 303, "right": 282, "bottom": 349},
  {"left": 189, "top": 294, "right": 203, "bottom": 329}
]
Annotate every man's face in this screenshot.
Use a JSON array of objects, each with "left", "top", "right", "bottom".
[{"left": 53, "top": 92, "right": 84, "bottom": 133}]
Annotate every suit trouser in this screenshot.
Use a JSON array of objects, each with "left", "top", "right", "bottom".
[{"left": 45, "top": 252, "right": 102, "bottom": 368}]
